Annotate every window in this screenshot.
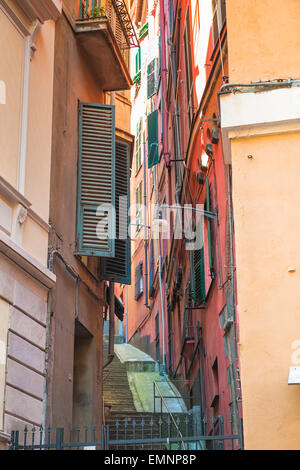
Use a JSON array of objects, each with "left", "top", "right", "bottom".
[
  {"left": 135, "top": 48, "right": 141, "bottom": 75},
  {"left": 149, "top": 239, "right": 155, "bottom": 297},
  {"left": 0, "top": 9, "right": 28, "bottom": 188},
  {"left": 135, "top": 118, "right": 142, "bottom": 174},
  {"left": 212, "top": 0, "right": 226, "bottom": 49},
  {"left": 77, "top": 102, "right": 115, "bottom": 257},
  {"left": 155, "top": 313, "right": 160, "bottom": 362},
  {"left": 133, "top": 48, "right": 142, "bottom": 86},
  {"left": 147, "top": 58, "right": 159, "bottom": 99},
  {"left": 136, "top": 181, "right": 143, "bottom": 231},
  {"left": 147, "top": 109, "right": 159, "bottom": 168},
  {"left": 101, "top": 141, "right": 131, "bottom": 284},
  {"left": 192, "top": 216, "right": 205, "bottom": 306},
  {"left": 135, "top": 262, "right": 143, "bottom": 300}
]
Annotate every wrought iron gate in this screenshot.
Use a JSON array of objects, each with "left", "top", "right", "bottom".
[{"left": 10, "top": 415, "right": 243, "bottom": 450}]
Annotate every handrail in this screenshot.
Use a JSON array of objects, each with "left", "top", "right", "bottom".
[{"left": 153, "top": 381, "right": 186, "bottom": 450}]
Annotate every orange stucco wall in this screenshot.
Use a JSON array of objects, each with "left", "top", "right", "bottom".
[
  {"left": 232, "top": 132, "right": 300, "bottom": 449},
  {"left": 226, "top": 0, "right": 300, "bottom": 83}
]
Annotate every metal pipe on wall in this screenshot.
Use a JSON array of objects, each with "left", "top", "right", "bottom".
[{"left": 103, "top": 281, "right": 115, "bottom": 369}]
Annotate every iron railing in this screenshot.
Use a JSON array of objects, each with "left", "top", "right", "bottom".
[
  {"left": 78, "top": 1, "right": 138, "bottom": 51},
  {"left": 10, "top": 416, "right": 243, "bottom": 450}
]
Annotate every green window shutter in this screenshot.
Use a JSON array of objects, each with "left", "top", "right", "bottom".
[
  {"left": 205, "top": 177, "right": 213, "bottom": 270},
  {"left": 135, "top": 119, "right": 142, "bottom": 174},
  {"left": 147, "top": 110, "right": 159, "bottom": 168},
  {"left": 101, "top": 141, "right": 131, "bottom": 284},
  {"left": 135, "top": 48, "right": 141, "bottom": 75},
  {"left": 149, "top": 239, "right": 154, "bottom": 297},
  {"left": 77, "top": 102, "right": 115, "bottom": 257},
  {"left": 193, "top": 247, "right": 205, "bottom": 306},
  {"left": 147, "top": 58, "right": 158, "bottom": 99},
  {"left": 192, "top": 217, "right": 205, "bottom": 306}
]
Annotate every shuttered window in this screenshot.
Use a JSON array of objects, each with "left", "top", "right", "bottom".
[
  {"left": 77, "top": 102, "right": 115, "bottom": 257},
  {"left": 135, "top": 48, "right": 141, "bottom": 74},
  {"left": 147, "top": 110, "right": 159, "bottom": 168},
  {"left": 149, "top": 239, "right": 155, "bottom": 297},
  {"left": 136, "top": 181, "right": 143, "bottom": 231},
  {"left": 205, "top": 177, "right": 213, "bottom": 271},
  {"left": 212, "top": 0, "right": 226, "bottom": 49},
  {"left": 192, "top": 217, "right": 206, "bottom": 306},
  {"left": 135, "top": 118, "right": 142, "bottom": 174},
  {"left": 147, "top": 58, "right": 159, "bottom": 99},
  {"left": 101, "top": 141, "right": 131, "bottom": 284},
  {"left": 135, "top": 262, "right": 143, "bottom": 300}
]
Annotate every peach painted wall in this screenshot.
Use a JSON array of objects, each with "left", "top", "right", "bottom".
[
  {"left": 231, "top": 131, "right": 300, "bottom": 449},
  {"left": 25, "top": 21, "right": 56, "bottom": 223},
  {"left": 0, "top": 8, "right": 24, "bottom": 187},
  {"left": 226, "top": 0, "right": 300, "bottom": 83}
]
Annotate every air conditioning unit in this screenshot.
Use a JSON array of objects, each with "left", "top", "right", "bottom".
[{"left": 288, "top": 366, "right": 300, "bottom": 385}]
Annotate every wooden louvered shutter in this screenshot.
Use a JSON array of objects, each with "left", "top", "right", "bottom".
[
  {"left": 149, "top": 239, "right": 154, "bottom": 297},
  {"left": 77, "top": 102, "right": 115, "bottom": 257},
  {"left": 193, "top": 218, "right": 206, "bottom": 306},
  {"left": 147, "top": 110, "right": 159, "bottom": 168},
  {"left": 205, "top": 177, "right": 213, "bottom": 270},
  {"left": 101, "top": 141, "right": 131, "bottom": 284}
]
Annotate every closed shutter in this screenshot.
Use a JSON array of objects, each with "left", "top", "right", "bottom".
[
  {"left": 135, "top": 48, "right": 141, "bottom": 74},
  {"left": 193, "top": 218, "right": 205, "bottom": 306},
  {"left": 101, "top": 141, "right": 131, "bottom": 284},
  {"left": 77, "top": 102, "right": 115, "bottom": 257},
  {"left": 205, "top": 177, "right": 213, "bottom": 271},
  {"left": 147, "top": 110, "right": 159, "bottom": 168},
  {"left": 147, "top": 58, "right": 158, "bottom": 99},
  {"left": 149, "top": 239, "right": 154, "bottom": 297}
]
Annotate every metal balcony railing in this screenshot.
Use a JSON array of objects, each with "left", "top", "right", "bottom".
[{"left": 78, "top": 0, "right": 138, "bottom": 69}]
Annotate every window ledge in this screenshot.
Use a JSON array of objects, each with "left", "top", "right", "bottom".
[{"left": 0, "top": 229, "right": 56, "bottom": 288}]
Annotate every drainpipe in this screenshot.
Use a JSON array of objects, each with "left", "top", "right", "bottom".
[
  {"left": 103, "top": 90, "right": 116, "bottom": 369},
  {"left": 154, "top": 168, "right": 166, "bottom": 374},
  {"left": 103, "top": 281, "right": 115, "bottom": 369},
  {"left": 143, "top": 131, "right": 151, "bottom": 310}
]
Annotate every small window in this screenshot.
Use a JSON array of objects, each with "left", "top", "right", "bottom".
[
  {"left": 136, "top": 181, "right": 143, "bottom": 231},
  {"left": 212, "top": 0, "right": 226, "bottom": 49},
  {"left": 135, "top": 48, "right": 141, "bottom": 75},
  {"left": 135, "top": 262, "right": 143, "bottom": 300},
  {"left": 135, "top": 118, "right": 142, "bottom": 174},
  {"left": 147, "top": 58, "right": 159, "bottom": 99}
]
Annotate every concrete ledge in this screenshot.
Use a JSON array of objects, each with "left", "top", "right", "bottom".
[
  {"left": 0, "top": 230, "right": 56, "bottom": 289},
  {"left": 115, "top": 344, "right": 158, "bottom": 372}
]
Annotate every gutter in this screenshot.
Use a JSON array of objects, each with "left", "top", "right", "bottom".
[{"left": 103, "top": 281, "right": 115, "bottom": 369}]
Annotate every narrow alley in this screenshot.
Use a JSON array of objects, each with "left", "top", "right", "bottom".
[{"left": 1, "top": 0, "right": 300, "bottom": 454}]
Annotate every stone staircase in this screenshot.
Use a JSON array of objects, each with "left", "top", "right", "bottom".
[
  {"left": 103, "top": 339, "right": 163, "bottom": 449},
  {"left": 103, "top": 339, "right": 137, "bottom": 413},
  {"left": 103, "top": 339, "right": 187, "bottom": 450}
]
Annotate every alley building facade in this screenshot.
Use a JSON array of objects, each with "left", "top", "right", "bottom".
[
  {"left": 0, "top": 0, "right": 136, "bottom": 447},
  {"left": 0, "top": 0, "right": 61, "bottom": 449},
  {"left": 124, "top": 0, "right": 243, "bottom": 450}
]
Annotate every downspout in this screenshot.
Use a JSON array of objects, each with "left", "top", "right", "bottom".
[
  {"left": 143, "top": 131, "right": 151, "bottom": 310},
  {"left": 103, "top": 281, "right": 115, "bottom": 369},
  {"left": 170, "top": 7, "right": 183, "bottom": 198},
  {"left": 103, "top": 91, "right": 116, "bottom": 369},
  {"left": 154, "top": 168, "right": 166, "bottom": 374}
]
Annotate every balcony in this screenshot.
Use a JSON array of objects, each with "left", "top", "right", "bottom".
[{"left": 75, "top": 0, "right": 138, "bottom": 91}]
